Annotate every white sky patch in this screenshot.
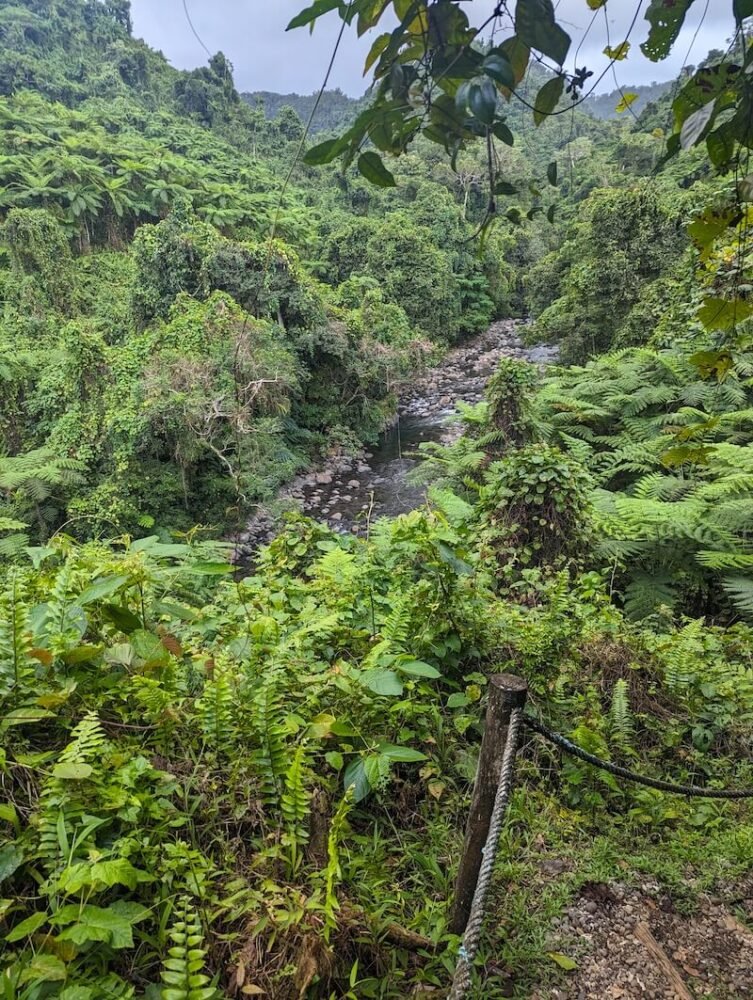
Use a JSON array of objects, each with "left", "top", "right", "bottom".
[{"left": 129, "top": 1, "right": 735, "bottom": 96}]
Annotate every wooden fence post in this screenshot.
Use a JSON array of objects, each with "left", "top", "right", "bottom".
[{"left": 449, "top": 673, "right": 528, "bottom": 936}]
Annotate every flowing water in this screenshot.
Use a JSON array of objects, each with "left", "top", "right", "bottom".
[{"left": 236, "top": 320, "right": 557, "bottom": 553}]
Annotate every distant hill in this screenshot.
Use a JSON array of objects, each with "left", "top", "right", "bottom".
[
  {"left": 242, "top": 88, "right": 365, "bottom": 133},
  {"left": 584, "top": 81, "right": 673, "bottom": 120}
]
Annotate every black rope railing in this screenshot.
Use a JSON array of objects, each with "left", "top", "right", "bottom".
[{"left": 524, "top": 715, "right": 753, "bottom": 800}]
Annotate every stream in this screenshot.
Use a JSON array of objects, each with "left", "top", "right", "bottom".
[{"left": 236, "top": 320, "right": 557, "bottom": 554}]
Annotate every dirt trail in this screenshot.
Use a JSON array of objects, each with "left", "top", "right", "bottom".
[{"left": 534, "top": 879, "right": 753, "bottom": 999}]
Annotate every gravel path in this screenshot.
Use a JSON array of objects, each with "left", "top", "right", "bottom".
[{"left": 534, "top": 879, "right": 753, "bottom": 999}]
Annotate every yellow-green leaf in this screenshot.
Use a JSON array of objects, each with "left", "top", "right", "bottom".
[
  {"left": 615, "top": 92, "right": 638, "bottom": 113},
  {"left": 604, "top": 41, "right": 630, "bottom": 61},
  {"left": 548, "top": 952, "right": 578, "bottom": 971}
]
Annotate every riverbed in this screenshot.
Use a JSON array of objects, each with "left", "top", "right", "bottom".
[{"left": 235, "top": 320, "right": 556, "bottom": 554}]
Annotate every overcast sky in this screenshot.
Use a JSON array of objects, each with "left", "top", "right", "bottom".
[{"left": 129, "top": 1, "right": 734, "bottom": 96}]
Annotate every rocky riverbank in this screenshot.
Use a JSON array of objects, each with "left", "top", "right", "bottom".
[{"left": 234, "top": 320, "right": 556, "bottom": 557}]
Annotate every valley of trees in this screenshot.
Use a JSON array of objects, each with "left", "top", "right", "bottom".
[{"left": 1, "top": 1, "right": 753, "bottom": 997}]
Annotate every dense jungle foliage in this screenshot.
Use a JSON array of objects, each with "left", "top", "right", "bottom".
[{"left": 2, "top": 1, "right": 753, "bottom": 998}]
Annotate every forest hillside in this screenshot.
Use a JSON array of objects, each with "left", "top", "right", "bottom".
[{"left": 1, "top": 2, "right": 753, "bottom": 998}]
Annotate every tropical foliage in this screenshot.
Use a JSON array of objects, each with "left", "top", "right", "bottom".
[{"left": 3, "top": 0, "right": 753, "bottom": 997}]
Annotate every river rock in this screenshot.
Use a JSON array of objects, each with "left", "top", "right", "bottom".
[{"left": 316, "top": 471, "right": 333, "bottom": 485}]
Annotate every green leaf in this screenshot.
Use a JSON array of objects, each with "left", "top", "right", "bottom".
[
  {"left": 547, "top": 952, "right": 578, "bottom": 971},
  {"left": 494, "top": 181, "right": 518, "bottom": 196},
  {"left": 680, "top": 101, "right": 715, "bottom": 149},
  {"left": 102, "top": 604, "right": 142, "bottom": 633},
  {"left": 53, "top": 902, "right": 150, "bottom": 950},
  {"left": 394, "top": 659, "right": 441, "bottom": 678},
  {"left": 604, "top": 41, "right": 630, "bottom": 61},
  {"left": 734, "top": 0, "right": 753, "bottom": 22},
  {"left": 78, "top": 575, "right": 130, "bottom": 606},
  {"left": 304, "top": 135, "right": 349, "bottom": 165},
  {"left": 357, "top": 150, "right": 396, "bottom": 187},
  {"left": 361, "top": 669, "right": 403, "bottom": 696},
  {"left": 534, "top": 77, "right": 564, "bottom": 126},
  {"left": 492, "top": 121, "right": 514, "bottom": 146},
  {"left": 2, "top": 707, "right": 55, "bottom": 729},
  {"left": 287, "top": 0, "right": 341, "bottom": 31},
  {"left": 343, "top": 758, "right": 371, "bottom": 802},
  {"left": 52, "top": 762, "right": 93, "bottom": 781},
  {"left": 499, "top": 36, "right": 530, "bottom": 86},
  {"left": 469, "top": 79, "right": 497, "bottom": 125},
  {"left": 364, "top": 31, "right": 391, "bottom": 74},
  {"left": 547, "top": 161, "right": 557, "bottom": 186},
  {"left": 641, "top": 0, "right": 698, "bottom": 61},
  {"left": 615, "top": 92, "right": 638, "bottom": 113},
  {"left": 483, "top": 53, "right": 515, "bottom": 90},
  {"left": 6, "top": 911, "right": 47, "bottom": 942},
  {"left": 58, "top": 858, "right": 153, "bottom": 894},
  {"left": 188, "top": 562, "right": 235, "bottom": 575},
  {"left": 447, "top": 692, "right": 470, "bottom": 709},
  {"left": 19, "top": 954, "right": 67, "bottom": 985},
  {"left": 378, "top": 744, "right": 427, "bottom": 763},
  {"left": 131, "top": 629, "right": 170, "bottom": 665},
  {"left": 698, "top": 297, "right": 753, "bottom": 332},
  {"left": 547, "top": 204, "right": 556, "bottom": 224},
  {"left": 515, "top": 0, "right": 571, "bottom": 65}
]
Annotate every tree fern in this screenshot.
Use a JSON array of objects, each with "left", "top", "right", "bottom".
[{"left": 721, "top": 576, "right": 753, "bottom": 618}]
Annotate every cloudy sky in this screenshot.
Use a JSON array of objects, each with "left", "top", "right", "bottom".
[{"left": 129, "top": 1, "right": 734, "bottom": 96}]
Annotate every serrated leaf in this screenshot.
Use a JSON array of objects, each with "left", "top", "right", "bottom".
[{"left": 357, "top": 150, "right": 396, "bottom": 187}]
